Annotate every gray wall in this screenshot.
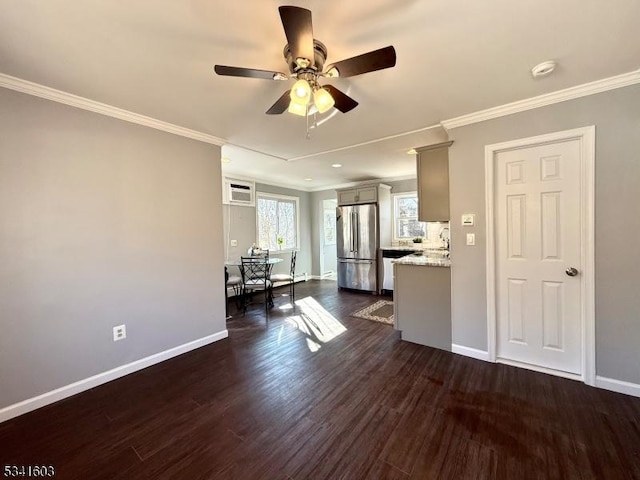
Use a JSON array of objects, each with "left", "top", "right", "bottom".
[
  {"left": 222, "top": 182, "right": 312, "bottom": 278},
  {"left": 387, "top": 178, "right": 418, "bottom": 194},
  {"left": 0, "top": 88, "right": 226, "bottom": 409},
  {"left": 448, "top": 83, "right": 640, "bottom": 384}
]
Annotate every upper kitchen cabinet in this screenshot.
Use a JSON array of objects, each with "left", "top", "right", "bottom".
[
  {"left": 416, "top": 141, "right": 453, "bottom": 221},
  {"left": 337, "top": 185, "right": 379, "bottom": 205}
]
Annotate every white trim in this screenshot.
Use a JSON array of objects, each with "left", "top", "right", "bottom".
[
  {"left": 0, "top": 330, "right": 228, "bottom": 424},
  {"left": 309, "top": 273, "right": 336, "bottom": 280},
  {"left": 4, "top": 68, "right": 639, "bottom": 171},
  {"left": 451, "top": 344, "right": 490, "bottom": 361},
  {"left": 0, "top": 73, "right": 226, "bottom": 146},
  {"left": 485, "top": 150, "right": 497, "bottom": 363},
  {"left": 595, "top": 376, "right": 640, "bottom": 398},
  {"left": 485, "top": 126, "right": 596, "bottom": 386},
  {"left": 255, "top": 192, "right": 301, "bottom": 251},
  {"left": 497, "top": 358, "right": 583, "bottom": 382},
  {"left": 391, "top": 192, "right": 421, "bottom": 243},
  {"left": 453, "top": 348, "right": 640, "bottom": 399},
  {"left": 442, "top": 69, "right": 640, "bottom": 130}
]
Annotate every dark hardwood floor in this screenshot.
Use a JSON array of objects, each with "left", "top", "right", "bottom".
[{"left": 1, "top": 280, "right": 639, "bottom": 479}]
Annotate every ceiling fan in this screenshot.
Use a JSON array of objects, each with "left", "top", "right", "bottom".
[{"left": 214, "top": 5, "right": 396, "bottom": 117}]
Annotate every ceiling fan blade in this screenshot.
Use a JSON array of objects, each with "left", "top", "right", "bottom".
[
  {"left": 325, "top": 46, "right": 396, "bottom": 78},
  {"left": 323, "top": 85, "right": 358, "bottom": 113},
  {"left": 279, "top": 6, "right": 315, "bottom": 69},
  {"left": 214, "top": 65, "right": 287, "bottom": 80},
  {"left": 266, "top": 90, "right": 292, "bottom": 115}
]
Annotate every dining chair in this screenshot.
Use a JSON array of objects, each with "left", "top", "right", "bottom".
[
  {"left": 240, "top": 256, "right": 274, "bottom": 315},
  {"left": 225, "top": 266, "right": 243, "bottom": 311},
  {"left": 270, "top": 250, "right": 297, "bottom": 304}
]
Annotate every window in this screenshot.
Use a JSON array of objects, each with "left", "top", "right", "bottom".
[
  {"left": 256, "top": 193, "right": 299, "bottom": 251},
  {"left": 393, "top": 192, "right": 426, "bottom": 241}
]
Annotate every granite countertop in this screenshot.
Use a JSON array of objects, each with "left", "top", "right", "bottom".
[
  {"left": 392, "top": 253, "right": 451, "bottom": 268},
  {"left": 382, "top": 245, "right": 448, "bottom": 252},
  {"left": 381, "top": 246, "right": 423, "bottom": 251}
]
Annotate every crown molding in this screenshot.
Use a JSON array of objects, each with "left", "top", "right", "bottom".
[
  {"left": 441, "top": 69, "right": 640, "bottom": 130},
  {"left": 0, "top": 73, "right": 226, "bottom": 146}
]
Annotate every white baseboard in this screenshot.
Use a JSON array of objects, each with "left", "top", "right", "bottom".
[
  {"left": 451, "top": 343, "right": 489, "bottom": 362},
  {"left": 451, "top": 344, "right": 490, "bottom": 361},
  {"left": 451, "top": 345, "right": 640, "bottom": 398},
  {"left": 0, "top": 330, "right": 228, "bottom": 424},
  {"left": 595, "top": 376, "right": 640, "bottom": 398},
  {"left": 309, "top": 273, "right": 337, "bottom": 280}
]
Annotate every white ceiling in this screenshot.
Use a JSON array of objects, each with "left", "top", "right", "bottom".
[{"left": 1, "top": 0, "right": 639, "bottom": 190}]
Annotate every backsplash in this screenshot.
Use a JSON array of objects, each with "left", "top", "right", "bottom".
[{"left": 394, "top": 221, "right": 450, "bottom": 248}]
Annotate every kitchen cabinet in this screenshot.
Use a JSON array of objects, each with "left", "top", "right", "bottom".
[
  {"left": 416, "top": 141, "right": 453, "bottom": 221},
  {"left": 337, "top": 185, "right": 378, "bottom": 205},
  {"left": 394, "top": 261, "right": 451, "bottom": 351}
]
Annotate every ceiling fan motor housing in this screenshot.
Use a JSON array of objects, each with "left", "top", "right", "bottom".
[{"left": 283, "top": 40, "right": 328, "bottom": 74}]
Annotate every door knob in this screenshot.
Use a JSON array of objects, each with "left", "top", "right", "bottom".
[{"left": 565, "top": 267, "right": 579, "bottom": 277}]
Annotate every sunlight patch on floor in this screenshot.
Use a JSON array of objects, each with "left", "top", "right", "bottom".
[{"left": 285, "top": 296, "right": 347, "bottom": 352}]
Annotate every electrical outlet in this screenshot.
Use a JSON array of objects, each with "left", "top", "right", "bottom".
[
  {"left": 113, "top": 324, "right": 126, "bottom": 342},
  {"left": 230, "top": 239, "right": 238, "bottom": 247}
]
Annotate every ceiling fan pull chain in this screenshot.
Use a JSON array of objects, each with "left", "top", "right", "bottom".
[{"left": 306, "top": 105, "right": 311, "bottom": 139}]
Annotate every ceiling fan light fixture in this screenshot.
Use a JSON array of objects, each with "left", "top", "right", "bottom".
[
  {"left": 287, "top": 101, "right": 307, "bottom": 116},
  {"left": 313, "top": 87, "right": 335, "bottom": 113},
  {"left": 290, "top": 79, "right": 312, "bottom": 105},
  {"left": 325, "top": 66, "right": 339, "bottom": 78}
]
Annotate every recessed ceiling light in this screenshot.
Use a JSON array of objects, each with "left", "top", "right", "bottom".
[
  {"left": 407, "top": 148, "right": 417, "bottom": 155},
  {"left": 331, "top": 163, "right": 342, "bottom": 168},
  {"left": 531, "top": 61, "right": 557, "bottom": 78},
  {"left": 221, "top": 157, "right": 231, "bottom": 163},
  {"left": 304, "top": 177, "right": 313, "bottom": 181}
]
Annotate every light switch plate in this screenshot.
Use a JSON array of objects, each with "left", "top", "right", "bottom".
[
  {"left": 466, "top": 233, "right": 476, "bottom": 246},
  {"left": 230, "top": 239, "right": 238, "bottom": 247},
  {"left": 461, "top": 214, "right": 475, "bottom": 226}
]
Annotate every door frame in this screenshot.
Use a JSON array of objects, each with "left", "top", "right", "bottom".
[{"left": 484, "top": 126, "right": 595, "bottom": 386}]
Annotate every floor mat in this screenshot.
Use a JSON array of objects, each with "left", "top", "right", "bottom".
[{"left": 350, "top": 300, "right": 394, "bottom": 325}]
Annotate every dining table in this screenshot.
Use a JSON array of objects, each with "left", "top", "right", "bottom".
[
  {"left": 224, "top": 257, "right": 283, "bottom": 267},
  {"left": 225, "top": 257, "right": 283, "bottom": 318}
]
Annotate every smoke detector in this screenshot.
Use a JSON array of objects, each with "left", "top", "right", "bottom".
[{"left": 531, "top": 61, "right": 557, "bottom": 78}]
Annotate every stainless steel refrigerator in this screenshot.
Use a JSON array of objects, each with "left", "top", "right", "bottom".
[{"left": 336, "top": 204, "right": 378, "bottom": 292}]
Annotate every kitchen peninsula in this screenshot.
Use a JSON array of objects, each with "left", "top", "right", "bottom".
[{"left": 393, "top": 252, "right": 451, "bottom": 351}]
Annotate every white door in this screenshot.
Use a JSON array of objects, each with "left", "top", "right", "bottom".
[{"left": 495, "top": 139, "right": 582, "bottom": 374}]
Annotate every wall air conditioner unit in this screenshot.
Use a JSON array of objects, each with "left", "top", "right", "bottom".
[{"left": 223, "top": 178, "right": 255, "bottom": 206}]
